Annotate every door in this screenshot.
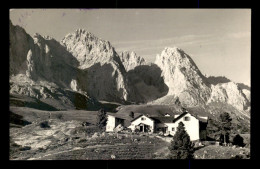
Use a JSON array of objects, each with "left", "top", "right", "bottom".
[{"left": 140, "top": 126, "right": 143, "bottom": 132}]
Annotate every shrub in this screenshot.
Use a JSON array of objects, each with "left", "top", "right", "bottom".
[
  {"left": 85, "top": 126, "right": 102, "bottom": 136},
  {"left": 19, "top": 146, "right": 31, "bottom": 151},
  {"left": 232, "top": 134, "right": 245, "bottom": 147},
  {"left": 231, "top": 154, "right": 247, "bottom": 159},
  {"left": 129, "top": 111, "right": 134, "bottom": 118},
  {"left": 39, "top": 121, "right": 50, "bottom": 128},
  {"left": 96, "top": 108, "right": 107, "bottom": 129},
  {"left": 56, "top": 114, "right": 63, "bottom": 120}
]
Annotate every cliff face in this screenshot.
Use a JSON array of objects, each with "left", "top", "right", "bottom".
[
  {"left": 154, "top": 47, "right": 212, "bottom": 107},
  {"left": 119, "top": 51, "right": 146, "bottom": 71},
  {"left": 9, "top": 21, "right": 250, "bottom": 114},
  {"left": 152, "top": 47, "right": 250, "bottom": 112},
  {"left": 10, "top": 23, "right": 129, "bottom": 103},
  {"left": 207, "top": 82, "right": 250, "bottom": 111},
  {"left": 9, "top": 20, "right": 35, "bottom": 76},
  {"left": 60, "top": 29, "right": 121, "bottom": 69},
  {"left": 60, "top": 29, "right": 129, "bottom": 102}
]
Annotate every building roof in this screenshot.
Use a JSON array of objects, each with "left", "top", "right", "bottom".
[
  {"left": 196, "top": 116, "right": 208, "bottom": 123},
  {"left": 130, "top": 114, "right": 155, "bottom": 122},
  {"left": 107, "top": 112, "right": 126, "bottom": 120},
  {"left": 109, "top": 110, "right": 208, "bottom": 125},
  {"left": 130, "top": 111, "right": 208, "bottom": 124},
  {"left": 150, "top": 117, "right": 176, "bottom": 123},
  {"left": 172, "top": 111, "right": 189, "bottom": 123},
  {"left": 150, "top": 112, "right": 189, "bottom": 123}
]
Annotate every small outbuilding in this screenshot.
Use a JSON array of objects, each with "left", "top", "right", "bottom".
[{"left": 106, "top": 114, "right": 125, "bottom": 132}]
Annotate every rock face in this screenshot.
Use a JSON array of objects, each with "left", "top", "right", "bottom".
[
  {"left": 242, "top": 89, "right": 250, "bottom": 102},
  {"left": 152, "top": 47, "right": 250, "bottom": 112},
  {"left": 60, "top": 29, "right": 129, "bottom": 102},
  {"left": 9, "top": 74, "right": 101, "bottom": 111},
  {"left": 9, "top": 20, "right": 35, "bottom": 75},
  {"left": 207, "top": 82, "right": 250, "bottom": 111},
  {"left": 10, "top": 23, "right": 129, "bottom": 103},
  {"left": 9, "top": 21, "right": 250, "bottom": 114},
  {"left": 61, "top": 29, "right": 120, "bottom": 69},
  {"left": 154, "top": 47, "right": 212, "bottom": 107},
  {"left": 126, "top": 64, "right": 169, "bottom": 103},
  {"left": 119, "top": 51, "right": 146, "bottom": 71}
]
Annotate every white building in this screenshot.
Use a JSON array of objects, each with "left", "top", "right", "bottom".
[
  {"left": 128, "top": 112, "right": 207, "bottom": 141},
  {"left": 106, "top": 114, "right": 125, "bottom": 132}
]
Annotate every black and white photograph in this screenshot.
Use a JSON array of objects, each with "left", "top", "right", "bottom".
[{"left": 9, "top": 9, "right": 251, "bottom": 160}]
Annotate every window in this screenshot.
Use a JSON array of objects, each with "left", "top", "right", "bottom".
[
  {"left": 141, "top": 117, "right": 145, "bottom": 121},
  {"left": 184, "top": 117, "right": 190, "bottom": 121},
  {"left": 172, "top": 127, "right": 175, "bottom": 131}
]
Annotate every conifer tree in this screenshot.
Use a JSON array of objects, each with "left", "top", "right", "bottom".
[
  {"left": 168, "top": 122, "right": 194, "bottom": 159},
  {"left": 96, "top": 108, "right": 107, "bottom": 129},
  {"left": 219, "top": 112, "right": 232, "bottom": 145},
  {"left": 129, "top": 111, "right": 134, "bottom": 118}
]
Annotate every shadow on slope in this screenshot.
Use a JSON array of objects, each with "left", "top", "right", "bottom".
[
  {"left": 206, "top": 76, "right": 231, "bottom": 85},
  {"left": 31, "top": 37, "right": 81, "bottom": 89},
  {"left": 10, "top": 110, "right": 32, "bottom": 127},
  {"left": 10, "top": 95, "right": 58, "bottom": 111},
  {"left": 77, "top": 63, "right": 129, "bottom": 104},
  {"left": 237, "top": 83, "right": 250, "bottom": 91},
  {"left": 126, "top": 64, "right": 169, "bottom": 103}
]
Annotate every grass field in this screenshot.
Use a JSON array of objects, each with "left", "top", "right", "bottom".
[
  {"left": 9, "top": 106, "right": 250, "bottom": 160},
  {"left": 10, "top": 118, "right": 169, "bottom": 160},
  {"left": 194, "top": 145, "right": 250, "bottom": 159}
]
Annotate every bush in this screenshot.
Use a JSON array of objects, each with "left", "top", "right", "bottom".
[
  {"left": 96, "top": 108, "right": 107, "bottom": 129},
  {"left": 19, "top": 146, "right": 31, "bottom": 151},
  {"left": 56, "top": 114, "right": 63, "bottom": 120},
  {"left": 85, "top": 126, "right": 102, "bottom": 136},
  {"left": 70, "top": 126, "right": 87, "bottom": 135},
  {"left": 230, "top": 154, "right": 247, "bottom": 159},
  {"left": 39, "top": 121, "right": 50, "bottom": 128},
  {"left": 232, "top": 134, "right": 245, "bottom": 147}
]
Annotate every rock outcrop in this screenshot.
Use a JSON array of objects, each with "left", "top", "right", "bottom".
[
  {"left": 207, "top": 82, "right": 250, "bottom": 111},
  {"left": 152, "top": 47, "right": 250, "bottom": 112},
  {"left": 60, "top": 29, "right": 129, "bottom": 102},
  {"left": 154, "top": 47, "right": 212, "bottom": 107},
  {"left": 119, "top": 51, "right": 146, "bottom": 71},
  {"left": 9, "top": 21, "right": 250, "bottom": 114},
  {"left": 126, "top": 64, "right": 169, "bottom": 103},
  {"left": 10, "top": 23, "right": 129, "bottom": 104},
  {"left": 9, "top": 20, "right": 35, "bottom": 76}
]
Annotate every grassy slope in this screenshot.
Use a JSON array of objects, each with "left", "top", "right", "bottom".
[
  {"left": 10, "top": 106, "right": 99, "bottom": 125},
  {"left": 10, "top": 117, "right": 169, "bottom": 160},
  {"left": 194, "top": 145, "right": 250, "bottom": 159},
  {"left": 9, "top": 105, "right": 250, "bottom": 160},
  {"left": 10, "top": 93, "right": 121, "bottom": 112}
]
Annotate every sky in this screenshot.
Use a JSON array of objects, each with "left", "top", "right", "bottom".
[{"left": 9, "top": 9, "right": 251, "bottom": 86}]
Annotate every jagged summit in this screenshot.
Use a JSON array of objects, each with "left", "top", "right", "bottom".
[
  {"left": 61, "top": 28, "right": 118, "bottom": 69},
  {"left": 152, "top": 46, "right": 250, "bottom": 111},
  {"left": 9, "top": 22, "right": 250, "bottom": 113},
  {"left": 119, "top": 51, "right": 146, "bottom": 71},
  {"left": 154, "top": 46, "right": 211, "bottom": 106}
]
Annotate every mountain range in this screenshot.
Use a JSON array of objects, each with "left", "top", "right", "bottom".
[{"left": 9, "top": 20, "right": 250, "bottom": 124}]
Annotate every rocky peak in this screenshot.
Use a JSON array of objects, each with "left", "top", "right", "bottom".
[
  {"left": 119, "top": 51, "right": 146, "bottom": 71},
  {"left": 207, "top": 81, "right": 250, "bottom": 111},
  {"left": 9, "top": 21, "right": 35, "bottom": 76},
  {"left": 154, "top": 47, "right": 211, "bottom": 106},
  {"left": 61, "top": 28, "right": 117, "bottom": 69}
]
